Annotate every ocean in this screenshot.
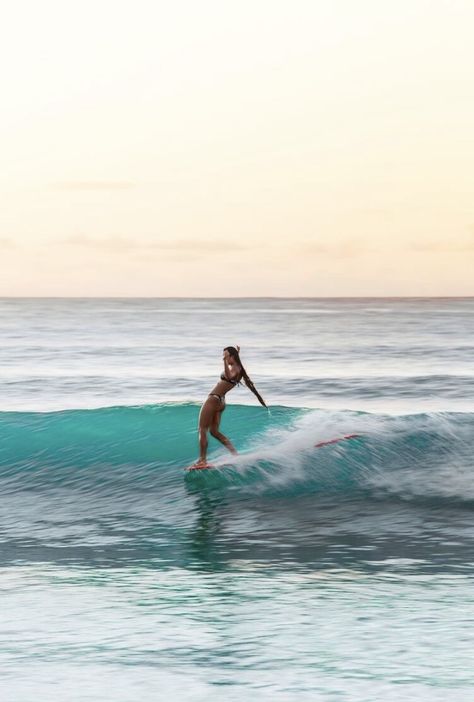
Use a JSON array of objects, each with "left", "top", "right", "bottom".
[{"left": 0, "top": 297, "right": 473, "bottom": 701}]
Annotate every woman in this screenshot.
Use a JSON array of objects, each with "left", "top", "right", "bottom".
[{"left": 194, "top": 346, "right": 267, "bottom": 468}]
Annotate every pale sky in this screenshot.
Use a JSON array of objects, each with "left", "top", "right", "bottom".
[{"left": 1, "top": 0, "right": 473, "bottom": 296}]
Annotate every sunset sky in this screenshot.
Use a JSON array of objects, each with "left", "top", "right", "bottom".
[{"left": 1, "top": 0, "right": 473, "bottom": 296}]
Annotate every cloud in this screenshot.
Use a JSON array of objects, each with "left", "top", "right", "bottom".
[
  {"left": 61, "top": 235, "right": 247, "bottom": 255},
  {"left": 0, "top": 237, "right": 15, "bottom": 249},
  {"left": 53, "top": 181, "right": 136, "bottom": 191},
  {"left": 64, "top": 235, "right": 135, "bottom": 252},
  {"left": 147, "top": 239, "right": 247, "bottom": 253},
  {"left": 296, "top": 239, "right": 371, "bottom": 258},
  {"left": 410, "top": 236, "right": 474, "bottom": 253}
]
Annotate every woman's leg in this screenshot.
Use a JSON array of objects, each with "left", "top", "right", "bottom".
[
  {"left": 210, "top": 410, "right": 237, "bottom": 455},
  {"left": 198, "top": 426, "right": 208, "bottom": 463},
  {"left": 197, "top": 398, "right": 217, "bottom": 464}
]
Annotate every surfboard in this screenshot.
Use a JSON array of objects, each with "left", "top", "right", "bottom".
[
  {"left": 185, "top": 462, "right": 217, "bottom": 472},
  {"left": 314, "top": 433, "right": 362, "bottom": 448}
]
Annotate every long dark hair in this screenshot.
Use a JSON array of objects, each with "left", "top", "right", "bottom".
[{"left": 224, "top": 346, "right": 267, "bottom": 408}]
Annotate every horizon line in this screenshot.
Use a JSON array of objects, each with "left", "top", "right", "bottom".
[{"left": 0, "top": 295, "right": 473, "bottom": 301}]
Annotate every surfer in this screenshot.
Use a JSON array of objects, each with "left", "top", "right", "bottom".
[{"left": 194, "top": 346, "right": 267, "bottom": 468}]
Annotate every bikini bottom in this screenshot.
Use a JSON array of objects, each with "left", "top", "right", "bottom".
[{"left": 208, "top": 393, "right": 226, "bottom": 411}]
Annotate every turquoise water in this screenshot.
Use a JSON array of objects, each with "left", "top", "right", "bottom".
[{"left": 0, "top": 298, "right": 473, "bottom": 700}]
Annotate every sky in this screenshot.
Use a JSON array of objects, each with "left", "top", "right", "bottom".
[{"left": 1, "top": 0, "right": 473, "bottom": 296}]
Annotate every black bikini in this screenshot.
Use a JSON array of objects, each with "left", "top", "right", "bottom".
[
  {"left": 220, "top": 372, "right": 238, "bottom": 386},
  {"left": 208, "top": 373, "right": 240, "bottom": 409}
]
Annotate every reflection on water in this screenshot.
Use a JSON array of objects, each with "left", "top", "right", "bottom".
[{"left": 1, "top": 485, "right": 473, "bottom": 576}]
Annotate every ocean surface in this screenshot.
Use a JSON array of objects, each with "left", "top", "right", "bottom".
[{"left": 0, "top": 297, "right": 473, "bottom": 701}]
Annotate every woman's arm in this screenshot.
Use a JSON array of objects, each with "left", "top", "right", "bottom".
[{"left": 223, "top": 358, "right": 240, "bottom": 381}]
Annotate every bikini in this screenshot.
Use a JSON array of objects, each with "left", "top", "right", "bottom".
[
  {"left": 208, "top": 373, "right": 240, "bottom": 409},
  {"left": 220, "top": 372, "right": 238, "bottom": 386}
]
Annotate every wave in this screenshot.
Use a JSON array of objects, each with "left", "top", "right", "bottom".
[{"left": 0, "top": 403, "right": 473, "bottom": 504}]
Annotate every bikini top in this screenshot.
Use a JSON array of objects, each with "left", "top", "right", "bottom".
[{"left": 220, "top": 372, "right": 239, "bottom": 386}]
